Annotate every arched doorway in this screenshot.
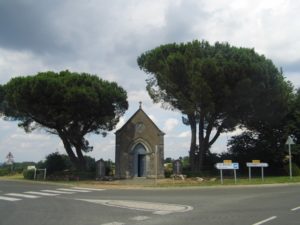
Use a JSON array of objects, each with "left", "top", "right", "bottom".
[{"left": 133, "top": 143, "right": 147, "bottom": 177}]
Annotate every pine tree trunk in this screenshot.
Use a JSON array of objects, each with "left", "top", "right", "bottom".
[
  {"left": 58, "top": 132, "right": 86, "bottom": 171},
  {"left": 188, "top": 114, "right": 197, "bottom": 172}
]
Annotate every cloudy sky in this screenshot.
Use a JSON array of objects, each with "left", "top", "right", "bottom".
[{"left": 0, "top": 0, "right": 300, "bottom": 163}]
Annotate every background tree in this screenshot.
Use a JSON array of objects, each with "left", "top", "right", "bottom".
[
  {"left": 138, "top": 40, "right": 292, "bottom": 172},
  {"left": 0, "top": 71, "right": 128, "bottom": 170},
  {"left": 226, "top": 91, "right": 300, "bottom": 175},
  {"left": 44, "top": 152, "right": 69, "bottom": 175},
  {"left": 288, "top": 89, "right": 300, "bottom": 167}
]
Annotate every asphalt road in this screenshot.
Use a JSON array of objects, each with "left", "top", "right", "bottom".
[{"left": 0, "top": 180, "right": 300, "bottom": 225}]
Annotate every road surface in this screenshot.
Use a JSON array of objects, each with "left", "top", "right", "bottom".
[{"left": 0, "top": 180, "right": 300, "bottom": 225}]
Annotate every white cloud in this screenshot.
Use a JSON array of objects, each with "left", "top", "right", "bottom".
[
  {"left": 10, "top": 133, "right": 51, "bottom": 141},
  {"left": 148, "top": 115, "right": 158, "bottom": 124},
  {"left": 178, "top": 131, "right": 191, "bottom": 138},
  {"left": 0, "top": 48, "right": 48, "bottom": 83},
  {"left": 115, "top": 117, "right": 126, "bottom": 131},
  {"left": 163, "top": 118, "right": 179, "bottom": 133},
  {"left": 220, "top": 127, "right": 247, "bottom": 138}
]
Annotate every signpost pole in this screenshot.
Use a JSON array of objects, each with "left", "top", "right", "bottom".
[
  {"left": 288, "top": 143, "right": 292, "bottom": 179},
  {"left": 289, "top": 144, "right": 293, "bottom": 179},
  {"left": 285, "top": 136, "right": 295, "bottom": 180},
  {"left": 234, "top": 169, "right": 237, "bottom": 184},
  {"left": 34, "top": 168, "right": 37, "bottom": 180},
  {"left": 220, "top": 169, "right": 223, "bottom": 184},
  {"left": 155, "top": 145, "right": 158, "bottom": 185},
  {"left": 249, "top": 167, "right": 251, "bottom": 181},
  {"left": 44, "top": 169, "right": 47, "bottom": 180},
  {"left": 246, "top": 161, "right": 269, "bottom": 182}
]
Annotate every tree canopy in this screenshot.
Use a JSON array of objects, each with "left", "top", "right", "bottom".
[
  {"left": 138, "top": 40, "right": 292, "bottom": 172},
  {"left": 0, "top": 70, "right": 128, "bottom": 170}
]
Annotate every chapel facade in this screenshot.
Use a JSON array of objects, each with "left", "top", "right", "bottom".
[{"left": 115, "top": 103, "right": 165, "bottom": 179}]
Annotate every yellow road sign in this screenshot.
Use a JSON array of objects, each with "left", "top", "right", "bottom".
[{"left": 223, "top": 160, "right": 232, "bottom": 165}]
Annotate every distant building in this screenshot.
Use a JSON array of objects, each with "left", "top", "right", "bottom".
[{"left": 115, "top": 103, "right": 165, "bottom": 179}]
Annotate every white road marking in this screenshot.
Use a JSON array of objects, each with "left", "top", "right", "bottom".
[
  {"left": 0, "top": 196, "right": 21, "bottom": 201},
  {"left": 57, "top": 188, "right": 90, "bottom": 193},
  {"left": 25, "top": 191, "right": 59, "bottom": 196},
  {"left": 131, "top": 216, "right": 150, "bottom": 221},
  {"left": 291, "top": 206, "right": 300, "bottom": 211},
  {"left": 101, "top": 222, "right": 125, "bottom": 225},
  {"left": 5, "top": 193, "right": 40, "bottom": 199},
  {"left": 253, "top": 216, "right": 277, "bottom": 225},
  {"left": 41, "top": 190, "right": 75, "bottom": 194},
  {"left": 77, "top": 199, "right": 193, "bottom": 215},
  {"left": 72, "top": 187, "right": 105, "bottom": 191},
  {"left": 153, "top": 211, "right": 172, "bottom": 215}
]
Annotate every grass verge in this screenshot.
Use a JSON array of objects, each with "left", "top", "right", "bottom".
[{"left": 2, "top": 174, "right": 300, "bottom": 189}]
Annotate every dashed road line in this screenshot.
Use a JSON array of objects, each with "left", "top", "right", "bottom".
[
  {"left": 5, "top": 193, "right": 40, "bottom": 199},
  {"left": 101, "top": 222, "right": 125, "bottom": 225},
  {"left": 57, "top": 188, "right": 90, "bottom": 193},
  {"left": 291, "top": 206, "right": 300, "bottom": 211},
  {"left": 252, "top": 216, "right": 277, "bottom": 225},
  {"left": 72, "top": 187, "right": 105, "bottom": 191},
  {"left": 25, "top": 191, "right": 59, "bottom": 196},
  {"left": 41, "top": 190, "right": 75, "bottom": 194},
  {"left": 0, "top": 196, "right": 21, "bottom": 201}
]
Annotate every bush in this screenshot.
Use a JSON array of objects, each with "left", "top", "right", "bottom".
[
  {"left": 85, "top": 156, "right": 96, "bottom": 172},
  {"left": 46, "top": 170, "right": 95, "bottom": 181},
  {"left": 284, "top": 163, "right": 300, "bottom": 176},
  {"left": 45, "top": 152, "right": 69, "bottom": 175},
  {"left": 23, "top": 169, "right": 35, "bottom": 180},
  {"left": 0, "top": 168, "right": 10, "bottom": 176},
  {"left": 164, "top": 163, "right": 173, "bottom": 178}
]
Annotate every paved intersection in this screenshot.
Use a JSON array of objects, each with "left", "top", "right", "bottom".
[
  {"left": 0, "top": 180, "right": 193, "bottom": 225},
  {"left": 1, "top": 180, "right": 300, "bottom": 225}
]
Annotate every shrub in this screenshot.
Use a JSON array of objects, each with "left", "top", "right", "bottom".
[
  {"left": 0, "top": 168, "right": 10, "bottom": 176},
  {"left": 164, "top": 163, "right": 173, "bottom": 178},
  {"left": 284, "top": 163, "right": 300, "bottom": 176},
  {"left": 45, "top": 152, "right": 69, "bottom": 175},
  {"left": 23, "top": 169, "right": 35, "bottom": 179}
]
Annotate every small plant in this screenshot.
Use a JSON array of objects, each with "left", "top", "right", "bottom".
[{"left": 23, "top": 169, "right": 35, "bottom": 180}]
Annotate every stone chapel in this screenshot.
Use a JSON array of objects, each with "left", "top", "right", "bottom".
[{"left": 115, "top": 103, "right": 165, "bottom": 179}]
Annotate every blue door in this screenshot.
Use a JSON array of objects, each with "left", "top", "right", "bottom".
[{"left": 138, "top": 154, "right": 146, "bottom": 177}]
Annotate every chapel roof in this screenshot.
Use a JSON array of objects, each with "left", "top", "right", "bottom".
[{"left": 115, "top": 102, "right": 165, "bottom": 135}]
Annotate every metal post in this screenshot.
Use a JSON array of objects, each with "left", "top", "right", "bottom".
[
  {"left": 261, "top": 167, "right": 264, "bottom": 181},
  {"left": 249, "top": 167, "right": 251, "bottom": 181},
  {"left": 155, "top": 145, "right": 158, "bottom": 184},
  {"left": 220, "top": 169, "right": 223, "bottom": 184},
  {"left": 234, "top": 169, "right": 237, "bottom": 184},
  {"left": 286, "top": 136, "right": 294, "bottom": 180},
  {"left": 44, "top": 169, "right": 47, "bottom": 180},
  {"left": 289, "top": 144, "right": 292, "bottom": 179},
  {"left": 34, "top": 169, "right": 37, "bottom": 180}
]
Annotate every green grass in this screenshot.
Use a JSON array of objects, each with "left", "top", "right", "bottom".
[
  {"left": 145, "top": 176, "right": 300, "bottom": 188},
  {"left": 2, "top": 174, "right": 300, "bottom": 188},
  {"left": 0, "top": 173, "right": 24, "bottom": 180},
  {"left": 221, "top": 176, "right": 300, "bottom": 185}
]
